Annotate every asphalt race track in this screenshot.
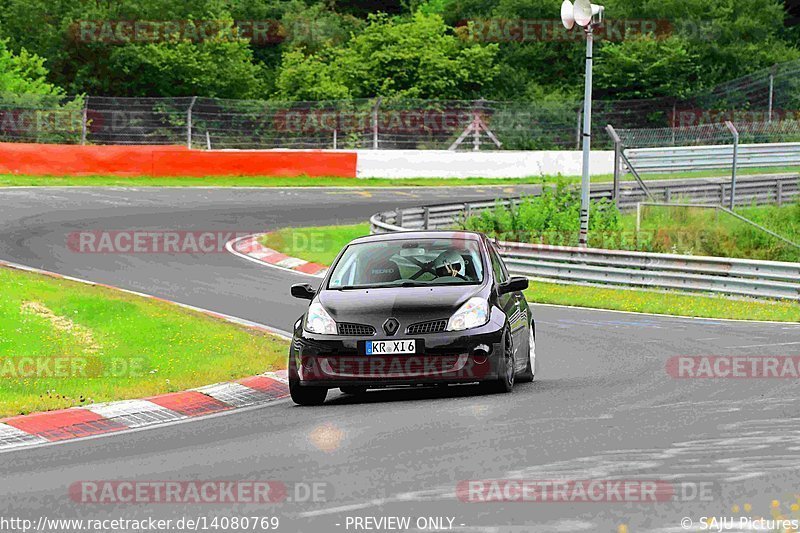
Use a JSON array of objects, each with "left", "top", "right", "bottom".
[{"left": 1, "top": 186, "right": 799, "bottom": 533}]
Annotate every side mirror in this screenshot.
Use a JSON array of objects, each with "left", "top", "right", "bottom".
[
  {"left": 498, "top": 276, "right": 529, "bottom": 295},
  {"left": 291, "top": 283, "right": 317, "bottom": 300}
]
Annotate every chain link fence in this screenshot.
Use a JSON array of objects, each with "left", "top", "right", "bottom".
[{"left": 2, "top": 59, "right": 799, "bottom": 150}]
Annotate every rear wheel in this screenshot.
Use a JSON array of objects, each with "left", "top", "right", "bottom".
[{"left": 481, "top": 328, "right": 515, "bottom": 394}]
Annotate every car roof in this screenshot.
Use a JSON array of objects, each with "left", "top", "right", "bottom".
[{"left": 348, "top": 230, "right": 486, "bottom": 246}]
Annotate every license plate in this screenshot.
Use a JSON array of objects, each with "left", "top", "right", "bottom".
[{"left": 366, "top": 340, "right": 416, "bottom": 355}]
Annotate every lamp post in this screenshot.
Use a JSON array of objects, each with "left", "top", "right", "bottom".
[{"left": 561, "top": 0, "right": 604, "bottom": 247}]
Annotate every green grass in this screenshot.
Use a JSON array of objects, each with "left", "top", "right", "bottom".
[
  {"left": 0, "top": 266, "right": 289, "bottom": 417},
  {"left": 0, "top": 165, "right": 797, "bottom": 188},
  {"left": 623, "top": 202, "right": 800, "bottom": 262},
  {"left": 524, "top": 282, "right": 799, "bottom": 322},
  {"left": 264, "top": 223, "right": 799, "bottom": 323},
  {"left": 261, "top": 223, "right": 371, "bottom": 265}
]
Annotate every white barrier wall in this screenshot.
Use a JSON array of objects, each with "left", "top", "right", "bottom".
[{"left": 355, "top": 150, "right": 615, "bottom": 178}]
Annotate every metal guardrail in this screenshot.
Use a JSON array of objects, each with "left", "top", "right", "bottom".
[
  {"left": 624, "top": 143, "right": 800, "bottom": 173},
  {"left": 370, "top": 176, "right": 800, "bottom": 233},
  {"left": 369, "top": 176, "right": 800, "bottom": 300},
  {"left": 499, "top": 242, "right": 800, "bottom": 301}
]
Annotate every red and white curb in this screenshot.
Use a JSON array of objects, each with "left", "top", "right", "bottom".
[
  {"left": 0, "top": 258, "right": 292, "bottom": 453},
  {"left": 0, "top": 371, "right": 289, "bottom": 452},
  {"left": 226, "top": 233, "right": 328, "bottom": 277}
]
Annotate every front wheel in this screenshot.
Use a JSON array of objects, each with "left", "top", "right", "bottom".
[
  {"left": 290, "top": 380, "right": 328, "bottom": 405},
  {"left": 289, "top": 355, "right": 328, "bottom": 405},
  {"left": 517, "top": 322, "right": 536, "bottom": 383},
  {"left": 481, "top": 328, "right": 515, "bottom": 394}
]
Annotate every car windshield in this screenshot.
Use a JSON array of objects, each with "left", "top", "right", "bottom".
[{"left": 327, "top": 237, "right": 484, "bottom": 289}]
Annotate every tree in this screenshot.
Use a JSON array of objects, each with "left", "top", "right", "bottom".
[
  {"left": 0, "top": 39, "right": 64, "bottom": 95},
  {"left": 594, "top": 36, "right": 700, "bottom": 99},
  {"left": 106, "top": 35, "right": 267, "bottom": 98},
  {"left": 275, "top": 12, "right": 499, "bottom": 100}
]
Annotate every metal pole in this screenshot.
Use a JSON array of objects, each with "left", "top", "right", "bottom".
[
  {"left": 768, "top": 64, "right": 776, "bottom": 123},
  {"left": 575, "top": 106, "right": 582, "bottom": 150},
  {"left": 372, "top": 97, "right": 382, "bottom": 150},
  {"left": 606, "top": 125, "right": 621, "bottom": 207},
  {"left": 333, "top": 128, "right": 337, "bottom": 150},
  {"left": 187, "top": 96, "right": 197, "bottom": 149},
  {"left": 579, "top": 26, "right": 594, "bottom": 248},
  {"left": 473, "top": 113, "right": 480, "bottom": 152},
  {"left": 80, "top": 98, "right": 88, "bottom": 145},
  {"left": 205, "top": 131, "right": 211, "bottom": 150},
  {"left": 725, "top": 120, "right": 738, "bottom": 209}
]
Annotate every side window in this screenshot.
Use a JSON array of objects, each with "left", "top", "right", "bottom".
[{"left": 488, "top": 245, "right": 508, "bottom": 283}]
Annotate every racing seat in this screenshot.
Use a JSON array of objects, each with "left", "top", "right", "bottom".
[{"left": 366, "top": 259, "right": 402, "bottom": 284}]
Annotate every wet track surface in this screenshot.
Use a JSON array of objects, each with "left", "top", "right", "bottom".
[{"left": 0, "top": 186, "right": 798, "bottom": 532}]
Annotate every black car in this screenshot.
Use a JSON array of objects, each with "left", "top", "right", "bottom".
[{"left": 288, "top": 230, "right": 537, "bottom": 405}]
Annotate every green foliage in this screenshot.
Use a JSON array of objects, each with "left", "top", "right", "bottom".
[
  {"left": 595, "top": 36, "right": 700, "bottom": 99},
  {"left": 107, "top": 36, "right": 266, "bottom": 98},
  {"left": 461, "top": 181, "right": 623, "bottom": 247},
  {"left": 0, "top": 39, "right": 63, "bottom": 95},
  {"left": 0, "top": 0, "right": 797, "bottom": 105},
  {"left": 276, "top": 12, "right": 499, "bottom": 100}
]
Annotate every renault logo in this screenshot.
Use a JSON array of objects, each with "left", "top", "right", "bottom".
[{"left": 383, "top": 317, "right": 400, "bottom": 336}]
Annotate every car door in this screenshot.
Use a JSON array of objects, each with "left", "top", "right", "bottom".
[{"left": 488, "top": 243, "right": 526, "bottom": 368}]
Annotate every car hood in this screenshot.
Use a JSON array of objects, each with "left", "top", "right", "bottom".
[{"left": 317, "top": 285, "right": 484, "bottom": 328}]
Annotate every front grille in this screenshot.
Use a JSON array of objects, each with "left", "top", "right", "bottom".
[
  {"left": 337, "top": 323, "right": 376, "bottom": 336},
  {"left": 406, "top": 319, "right": 448, "bottom": 335}
]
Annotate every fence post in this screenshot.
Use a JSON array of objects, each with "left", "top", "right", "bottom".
[
  {"left": 187, "top": 96, "right": 197, "bottom": 149},
  {"left": 372, "top": 97, "right": 382, "bottom": 150},
  {"left": 423, "top": 207, "right": 430, "bottom": 229},
  {"left": 605, "top": 125, "right": 622, "bottom": 207},
  {"left": 80, "top": 98, "right": 88, "bottom": 145},
  {"left": 725, "top": 120, "right": 739, "bottom": 209},
  {"left": 777, "top": 180, "right": 783, "bottom": 206},
  {"left": 333, "top": 129, "right": 337, "bottom": 150},
  {"left": 768, "top": 63, "right": 777, "bottom": 123},
  {"left": 395, "top": 207, "right": 403, "bottom": 227}
]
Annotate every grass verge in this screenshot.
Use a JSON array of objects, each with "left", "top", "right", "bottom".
[
  {"left": 262, "top": 223, "right": 371, "bottom": 265},
  {"left": 523, "top": 282, "right": 799, "bottom": 322},
  {"left": 620, "top": 202, "right": 800, "bottom": 262},
  {"left": 263, "top": 223, "right": 799, "bottom": 323},
  {"left": 0, "top": 166, "right": 797, "bottom": 188},
  {"left": 0, "top": 266, "right": 288, "bottom": 417}
]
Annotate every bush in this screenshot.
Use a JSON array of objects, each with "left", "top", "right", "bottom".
[{"left": 460, "top": 181, "right": 623, "bottom": 247}]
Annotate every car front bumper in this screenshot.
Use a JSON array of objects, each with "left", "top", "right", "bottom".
[{"left": 289, "top": 310, "right": 507, "bottom": 387}]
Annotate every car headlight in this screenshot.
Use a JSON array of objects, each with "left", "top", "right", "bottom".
[
  {"left": 305, "top": 301, "right": 337, "bottom": 335},
  {"left": 447, "top": 297, "right": 489, "bottom": 331}
]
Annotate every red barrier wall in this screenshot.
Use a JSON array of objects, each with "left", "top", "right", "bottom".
[{"left": 0, "top": 143, "right": 357, "bottom": 178}]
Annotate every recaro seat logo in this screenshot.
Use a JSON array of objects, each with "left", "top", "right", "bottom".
[{"left": 383, "top": 318, "right": 400, "bottom": 336}]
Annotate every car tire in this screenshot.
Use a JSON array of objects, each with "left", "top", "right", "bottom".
[
  {"left": 290, "top": 380, "right": 328, "bottom": 406},
  {"left": 517, "top": 321, "right": 536, "bottom": 383},
  {"left": 288, "top": 356, "right": 328, "bottom": 406},
  {"left": 340, "top": 386, "right": 367, "bottom": 395},
  {"left": 481, "top": 328, "right": 515, "bottom": 394}
]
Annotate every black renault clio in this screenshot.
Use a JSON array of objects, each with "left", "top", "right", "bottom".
[{"left": 288, "top": 231, "right": 537, "bottom": 405}]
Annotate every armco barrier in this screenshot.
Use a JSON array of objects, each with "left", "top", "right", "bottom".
[
  {"left": 370, "top": 175, "right": 800, "bottom": 300},
  {"left": 370, "top": 175, "right": 799, "bottom": 232},
  {"left": 0, "top": 143, "right": 357, "bottom": 178},
  {"left": 625, "top": 142, "right": 800, "bottom": 174}
]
